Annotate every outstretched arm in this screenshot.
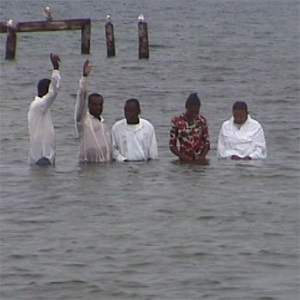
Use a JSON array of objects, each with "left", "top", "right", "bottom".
[
  {"left": 75, "top": 60, "right": 91, "bottom": 124},
  {"left": 34, "top": 53, "right": 61, "bottom": 113}
]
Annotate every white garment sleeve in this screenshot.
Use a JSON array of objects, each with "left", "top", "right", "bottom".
[
  {"left": 248, "top": 125, "right": 267, "bottom": 159},
  {"left": 33, "top": 70, "right": 60, "bottom": 113},
  {"left": 217, "top": 124, "right": 229, "bottom": 158},
  {"left": 111, "top": 126, "right": 127, "bottom": 162},
  {"left": 74, "top": 76, "right": 88, "bottom": 123},
  {"left": 148, "top": 126, "right": 159, "bottom": 160}
]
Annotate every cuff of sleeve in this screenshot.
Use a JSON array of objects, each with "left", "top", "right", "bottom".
[
  {"left": 52, "top": 70, "right": 60, "bottom": 76},
  {"left": 116, "top": 154, "right": 126, "bottom": 162}
]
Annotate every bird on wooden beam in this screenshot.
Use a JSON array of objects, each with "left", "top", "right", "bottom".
[{"left": 43, "top": 6, "right": 53, "bottom": 21}]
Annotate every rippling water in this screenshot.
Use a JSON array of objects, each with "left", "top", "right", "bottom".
[{"left": 0, "top": 0, "right": 299, "bottom": 299}]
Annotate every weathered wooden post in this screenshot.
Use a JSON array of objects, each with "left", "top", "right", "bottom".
[
  {"left": 5, "top": 20, "right": 17, "bottom": 60},
  {"left": 138, "top": 15, "right": 149, "bottom": 59},
  {"left": 81, "top": 19, "right": 91, "bottom": 54},
  {"left": 105, "top": 15, "right": 115, "bottom": 57}
]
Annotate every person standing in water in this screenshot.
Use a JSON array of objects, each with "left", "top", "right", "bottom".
[
  {"left": 169, "top": 93, "right": 210, "bottom": 164},
  {"left": 28, "top": 53, "right": 61, "bottom": 166},
  {"left": 74, "top": 60, "right": 111, "bottom": 163},
  {"left": 111, "top": 98, "right": 158, "bottom": 162},
  {"left": 217, "top": 101, "right": 267, "bottom": 160}
]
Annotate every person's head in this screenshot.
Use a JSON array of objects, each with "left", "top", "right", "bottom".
[
  {"left": 185, "top": 93, "right": 201, "bottom": 121},
  {"left": 124, "top": 98, "right": 141, "bottom": 124},
  {"left": 37, "top": 78, "right": 51, "bottom": 97},
  {"left": 232, "top": 101, "right": 248, "bottom": 125},
  {"left": 88, "top": 93, "right": 104, "bottom": 119}
]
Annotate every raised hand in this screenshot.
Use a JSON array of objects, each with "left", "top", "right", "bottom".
[
  {"left": 83, "top": 59, "right": 91, "bottom": 77},
  {"left": 50, "top": 53, "right": 60, "bottom": 70}
]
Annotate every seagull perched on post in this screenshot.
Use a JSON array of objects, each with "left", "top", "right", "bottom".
[
  {"left": 43, "top": 7, "right": 53, "bottom": 21},
  {"left": 138, "top": 14, "right": 144, "bottom": 22},
  {"left": 106, "top": 14, "right": 112, "bottom": 22},
  {"left": 6, "top": 19, "right": 17, "bottom": 30}
]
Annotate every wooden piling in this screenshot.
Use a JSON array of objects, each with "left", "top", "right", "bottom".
[
  {"left": 138, "top": 20, "right": 149, "bottom": 59},
  {"left": 5, "top": 26, "right": 17, "bottom": 59},
  {"left": 81, "top": 21, "right": 91, "bottom": 54},
  {"left": 105, "top": 21, "right": 116, "bottom": 57}
]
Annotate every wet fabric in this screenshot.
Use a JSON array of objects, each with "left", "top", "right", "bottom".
[
  {"left": 170, "top": 113, "right": 210, "bottom": 160},
  {"left": 217, "top": 115, "right": 267, "bottom": 159},
  {"left": 111, "top": 118, "right": 158, "bottom": 162},
  {"left": 75, "top": 77, "right": 111, "bottom": 163},
  {"left": 28, "top": 70, "right": 60, "bottom": 165}
]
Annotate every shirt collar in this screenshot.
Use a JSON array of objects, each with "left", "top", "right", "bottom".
[{"left": 88, "top": 112, "right": 104, "bottom": 122}]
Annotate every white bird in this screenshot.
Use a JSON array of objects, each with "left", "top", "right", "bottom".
[
  {"left": 138, "top": 14, "right": 144, "bottom": 22},
  {"left": 43, "top": 6, "right": 53, "bottom": 21},
  {"left": 6, "top": 19, "right": 17, "bottom": 30},
  {"left": 7, "top": 19, "right": 13, "bottom": 27},
  {"left": 106, "top": 14, "right": 111, "bottom": 22}
]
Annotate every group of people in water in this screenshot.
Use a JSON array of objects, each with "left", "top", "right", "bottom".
[{"left": 28, "top": 54, "right": 267, "bottom": 166}]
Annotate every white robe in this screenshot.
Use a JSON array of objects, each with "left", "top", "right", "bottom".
[
  {"left": 75, "top": 77, "right": 111, "bottom": 163},
  {"left": 217, "top": 115, "right": 267, "bottom": 159},
  {"left": 28, "top": 70, "right": 60, "bottom": 165},
  {"left": 111, "top": 118, "right": 158, "bottom": 162}
]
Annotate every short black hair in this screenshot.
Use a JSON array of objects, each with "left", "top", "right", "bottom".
[
  {"left": 125, "top": 98, "right": 140, "bottom": 110},
  {"left": 88, "top": 93, "right": 103, "bottom": 105},
  {"left": 37, "top": 78, "right": 51, "bottom": 96},
  {"left": 185, "top": 93, "right": 201, "bottom": 108},
  {"left": 232, "top": 101, "right": 248, "bottom": 112}
]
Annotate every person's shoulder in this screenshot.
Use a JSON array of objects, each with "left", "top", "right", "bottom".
[
  {"left": 247, "top": 116, "right": 263, "bottom": 128},
  {"left": 171, "top": 114, "right": 183, "bottom": 123},
  {"left": 219, "top": 118, "right": 231, "bottom": 130},
  {"left": 140, "top": 118, "right": 154, "bottom": 128},
  {"left": 112, "top": 118, "right": 126, "bottom": 129},
  {"left": 28, "top": 97, "right": 41, "bottom": 110},
  {"left": 198, "top": 114, "right": 208, "bottom": 122}
]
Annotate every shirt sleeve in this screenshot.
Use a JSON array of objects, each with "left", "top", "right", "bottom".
[
  {"left": 248, "top": 125, "right": 267, "bottom": 159},
  {"left": 217, "top": 124, "right": 228, "bottom": 158},
  {"left": 201, "top": 117, "right": 210, "bottom": 149},
  {"left": 74, "top": 76, "right": 88, "bottom": 124},
  {"left": 111, "top": 125, "right": 127, "bottom": 162},
  {"left": 169, "top": 118, "right": 178, "bottom": 147},
  {"left": 32, "top": 70, "right": 60, "bottom": 113},
  {"left": 148, "top": 125, "right": 159, "bottom": 160}
]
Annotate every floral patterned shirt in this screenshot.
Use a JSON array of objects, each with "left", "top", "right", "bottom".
[{"left": 170, "top": 113, "right": 210, "bottom": 159}]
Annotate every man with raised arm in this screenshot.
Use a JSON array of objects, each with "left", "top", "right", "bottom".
[
  {"left": 74, "top": 60, "right": 111, "bottom": 163},
  {"left": 28, "top": 53, "right": 61, "bottom": 166}
]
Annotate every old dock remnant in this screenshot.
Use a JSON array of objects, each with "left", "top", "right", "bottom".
[{"left": 0, "top": 18, "right": 91, "bottom": 59}]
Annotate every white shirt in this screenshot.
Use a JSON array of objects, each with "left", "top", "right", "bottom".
[
  {"left": 111, "top": 118, "right": 158, "bottom": 162},
  {"left": 75, "top": 77, "right": 111, "bottom": 163},
  {"left": 217, "top": 115, "right": 267, "bottom": 159},
  {"left": 28, "top": 70, "right": 60, "bottom": 165}
]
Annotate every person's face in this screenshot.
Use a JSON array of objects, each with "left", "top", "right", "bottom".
[
  {"left": 185, "top": 105, "right": 200, "bottom": 121},
  {"left": 233, "top": 109, "right": 248, "bottom": 125},
  {"left": 124, "top": 102, "right": 140, "bottom": 123},
  {"left": 89, "top": 95, "right": 104, "bottom": 118}
]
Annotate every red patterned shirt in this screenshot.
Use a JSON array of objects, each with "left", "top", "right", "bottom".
[{"left": 170, "top": 114, "right": 210, "bottom": 159}]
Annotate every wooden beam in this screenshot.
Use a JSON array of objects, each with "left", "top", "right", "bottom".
[{"left": 0, "top": 19, "right": 91, "bottom": 33}]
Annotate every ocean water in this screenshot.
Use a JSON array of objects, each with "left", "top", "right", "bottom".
[{"left": 0, "top": 0, "right": 299, "bottom": 299}]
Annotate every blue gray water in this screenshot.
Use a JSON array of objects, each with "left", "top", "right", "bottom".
[{"left": 0, "top": 0, "right": 299, "bottom": 299}]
